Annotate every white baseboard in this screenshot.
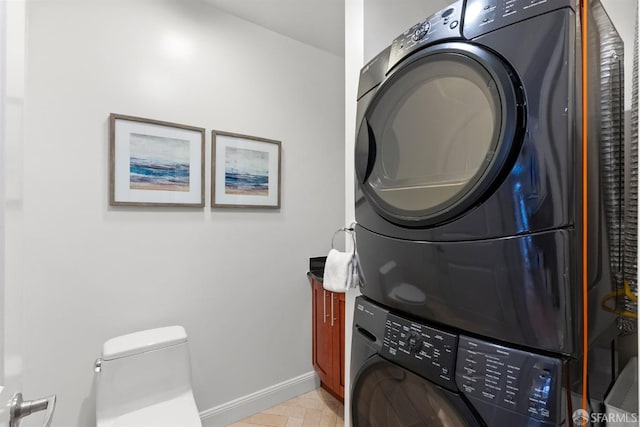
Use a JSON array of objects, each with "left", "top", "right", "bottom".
[{"left": 199, "top": 371, "right": 320, "bottom": 426}]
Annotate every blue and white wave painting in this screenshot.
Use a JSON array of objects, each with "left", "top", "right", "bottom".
[
  {"left": 129, "top": 133, "right": 190, "bottom": 192},
  {"left": 225, "top": 146, "right": 269, "bottom": 196}
]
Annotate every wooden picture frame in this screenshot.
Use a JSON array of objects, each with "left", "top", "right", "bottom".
[
  {"left": 109, "top": 114, "right": 205, "bottom": 207},
  {"left": 212, "top": 130, "right": 281, "bottom": 208}
]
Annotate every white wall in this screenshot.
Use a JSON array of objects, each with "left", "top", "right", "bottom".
[
  {"left": 0, "top": 0, "right": 7, "bottom": 388},
  {"left": 343, "top": 2, "right": 363, "bottom": 425},
  {"left": 4, "top": 0, "right": 27, "bottom": 396},
  {"left": 17, "top": 1, "right": 344, "bottom": 426}
]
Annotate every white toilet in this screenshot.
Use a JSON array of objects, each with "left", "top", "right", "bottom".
[{"left": 95, "top": 326, "right": 202, "bottom": 427}]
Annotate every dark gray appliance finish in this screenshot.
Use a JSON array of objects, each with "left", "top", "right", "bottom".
[
  {"left": 354, "top": 0, "right": 622, "bottom": 359},
  {"left": 381, "top": 312, "right": 458, "bottom": 391},
  {"left": 356, "top": 3, "right": 577, "bottom": 238},
  {"left": 356, "top": 225, "right": 575, "bottom": 354},
  {"left": 455, "top": 336, "right": 562, "bottom": 425},
  {"left": 351, "top": 296, "right": 566, "bottom": 427}
]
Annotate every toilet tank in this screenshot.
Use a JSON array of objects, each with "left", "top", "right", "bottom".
[{"left": 96, "top": 326, "right": 196, "bottom": 421}]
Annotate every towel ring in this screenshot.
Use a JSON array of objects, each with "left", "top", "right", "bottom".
[{"left": 331, "top": 223, "right": 356, "bottom": 254}]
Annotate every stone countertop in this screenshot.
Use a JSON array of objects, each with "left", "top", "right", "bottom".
[{"left": 308, "top": 256, "right": 326, "bottom": 282}]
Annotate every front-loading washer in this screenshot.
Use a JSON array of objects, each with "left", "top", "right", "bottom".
[
  {"left": 354, "top": 0, "right": 624, "bottom": 358},
  {"left": 351, "top": 296, "right": 571, "bottom": 427}
]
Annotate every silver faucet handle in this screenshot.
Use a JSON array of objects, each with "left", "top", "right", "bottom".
[{"left": 9, "top": 392, "right": 56, "bottom": 427}]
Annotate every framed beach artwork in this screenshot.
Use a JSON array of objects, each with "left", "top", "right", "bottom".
[
  {"left": 109, "top": 114, "right": 205, "bottom": 207},
  {"left": 212, "top": 131, "right": 281, "bottom": 208}
]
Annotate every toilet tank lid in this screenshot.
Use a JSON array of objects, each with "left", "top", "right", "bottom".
[{"left": 102, "top": 326, "right": 188, "bottom": 360}]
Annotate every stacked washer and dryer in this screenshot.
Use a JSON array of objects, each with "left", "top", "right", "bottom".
[{"left": 351, "top": 0, "right": 628, "bottom": 426}]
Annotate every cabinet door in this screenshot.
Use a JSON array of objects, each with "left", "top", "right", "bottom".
[{"left": 311, "top": 278, "right": 333, "bottom": 388}]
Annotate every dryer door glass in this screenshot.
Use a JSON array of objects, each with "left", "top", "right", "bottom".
[
  {"left": 358, "top": 46, "right": 521, "bottom": 227},
  {"left": 352, "top": 357, "right": 479, "bottom": 427}
]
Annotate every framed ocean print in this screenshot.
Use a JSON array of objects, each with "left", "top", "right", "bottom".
[
  {"left": 109, "top": 114, "right": 205, "bottom": 207},
  {"left": 212, "top": 131, "right": 281, "bottom": 208}
]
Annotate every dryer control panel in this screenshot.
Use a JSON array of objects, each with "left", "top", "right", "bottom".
[
  {"left": 463, "top": 0, "right": 576, "bottom": 39},
  {"left": 381, "top": 313, "right": 458, "bottom": 391},
  {"left": 388, "top": 0, "right": 463, "bottom": 69},
  {"left": 456, "top": 336, "right": 562, "bottom": 425}
]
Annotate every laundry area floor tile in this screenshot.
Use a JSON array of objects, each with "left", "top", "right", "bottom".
[{"left": 226, "top": 388, "right": 344, "bottom": 427}]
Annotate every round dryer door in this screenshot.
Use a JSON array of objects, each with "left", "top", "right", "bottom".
[
  {"left": 351, "top": 356, "right": 481, "bottom": 427},
  {"left": 355, "top": 42, "right": 524, "bottom": 228}
]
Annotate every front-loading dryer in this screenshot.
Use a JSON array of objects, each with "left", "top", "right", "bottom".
[{"left": 354, "top": 0, "right": 624, "bottom": 358}]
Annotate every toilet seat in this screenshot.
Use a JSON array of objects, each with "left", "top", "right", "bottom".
[{"left": 97, "top": 393, "right": 202, "bottom": 427}]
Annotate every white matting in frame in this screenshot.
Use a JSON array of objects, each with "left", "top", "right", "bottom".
[
  {"left": 110, "top": 114, "right": 205, "bottom": 207},
  {"left": 212, "top": 131, "right": 281, "bottom": 208}
]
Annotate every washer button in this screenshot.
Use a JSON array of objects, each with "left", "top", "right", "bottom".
[{"left": 450, "top": 20, "right": 459, "bottom": 29}]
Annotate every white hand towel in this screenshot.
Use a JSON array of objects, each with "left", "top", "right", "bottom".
[{"left": 323, "top": 249, "right": 357, "bottom": 293}]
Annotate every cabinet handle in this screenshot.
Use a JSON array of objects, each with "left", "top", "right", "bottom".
[
  {"left": 323, "top": 290, "right": 327, "bottom": 324},
  {"left": 331, "top": 294, "right": 335, "bottom": 326}
]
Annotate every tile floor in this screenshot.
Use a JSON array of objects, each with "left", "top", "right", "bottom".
[{"left": 226, "top": 388, "right": 344, "bottom": 427}]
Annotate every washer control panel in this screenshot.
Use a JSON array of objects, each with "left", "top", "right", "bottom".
[
  {"left": 389, "top": 0, "right": 463, "bottom": 68},
  {"left": 381, "top": 313, "right": 458, "bottom": 390},
  {"left": 463, "top": 0, "right": 575, "bottom": 39},
  {"left": 456, "top": 336, "right": 561, "bottom": 424}
]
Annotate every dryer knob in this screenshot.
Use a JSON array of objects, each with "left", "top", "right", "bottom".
[{"left": 412, "top": 22, "right": 430, "bottom": 41}]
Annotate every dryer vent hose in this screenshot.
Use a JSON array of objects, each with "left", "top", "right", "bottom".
[
  {"left": 619, "top": 5, "right": 640, "bottom": 332},
  {"left": 593, "top": 1, "right": 637, "bottom": 333}
]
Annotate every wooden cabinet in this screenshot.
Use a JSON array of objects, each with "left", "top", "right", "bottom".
[{"left": 309, "top": 274, "right": 345, "bottom": 401}]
